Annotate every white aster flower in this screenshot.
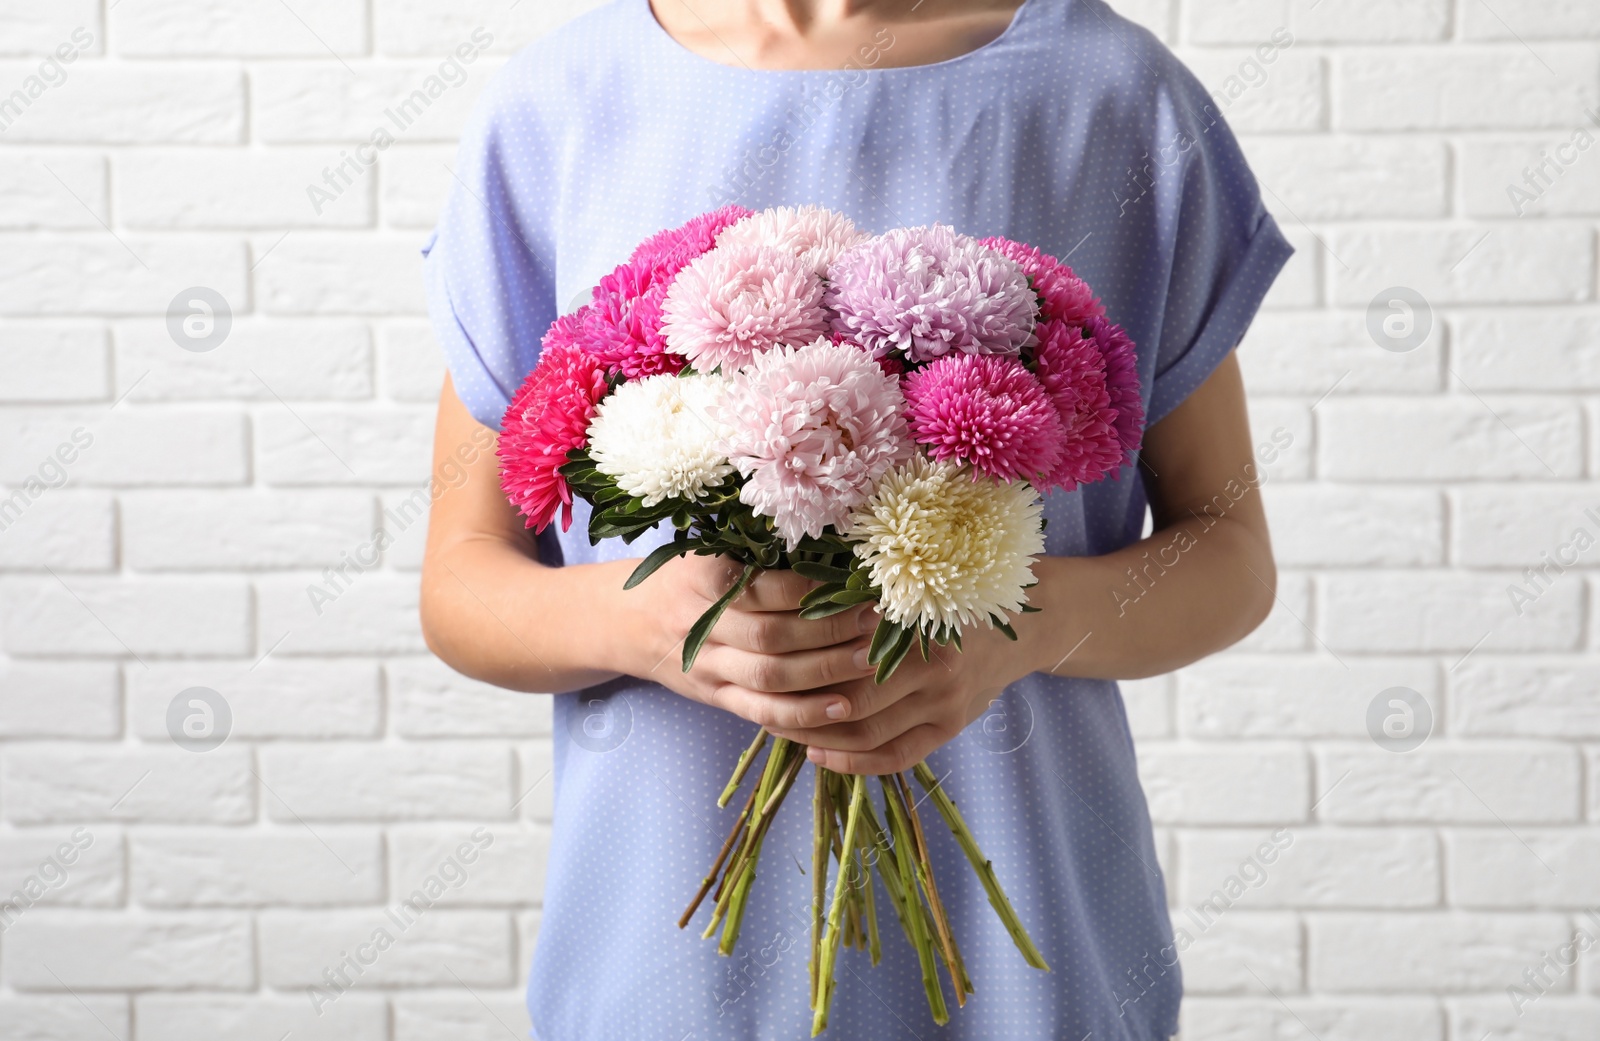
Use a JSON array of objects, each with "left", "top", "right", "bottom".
[
  {"left": 716, "top": 204, "right": 871, "bottom": 279},
  {"left": 587, "top": 373, "right": 735, "bottom": 506},
  {"left": 846, "top": 455, "right": 1045, "bottom": 633}
]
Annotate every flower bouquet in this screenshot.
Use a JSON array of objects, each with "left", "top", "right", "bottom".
[{"left": 498, "top": 205, "right": 1142, "bottom": 1033}]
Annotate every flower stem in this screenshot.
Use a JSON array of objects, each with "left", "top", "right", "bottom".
[
  {"left": 719, "top": 728, "right": 769, "bottom": 808},
  {"left": 895, "top": 771, "right": 970, "bottom": 1000},
  {"left": 809, "top": 765, "right": 832, "bottom": 1010},
  {"left": 881, "top": 776, "right": 948, "bottom": 1025},
  {"left": 811, "top": 772, "right": 866, "bottom": 1037}
]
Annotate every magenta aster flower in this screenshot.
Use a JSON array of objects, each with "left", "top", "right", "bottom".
[
  {"left": 825, "top": 224, "right": 1038, "bottom": 363},
  {"left": 978, "top": 235, "right": 1105, "bottom": 328},
  {"left": 711, "top": 337, "right": 913, "bottom": 549},
  {"left": 903, "top": 353, "right": 1065, "bottom": 485},
  {"left": 661, "top": 243, "right": 829, "bottom": 373},
  {"left": 1086, "top": 315, "right": 1145, "bottom": 458},
  {"left": 1032, "top": 320, "right": 1125, "bottom": 491},
  {"left": 497, "top": 339, "right": 611, "bottom": 533}
]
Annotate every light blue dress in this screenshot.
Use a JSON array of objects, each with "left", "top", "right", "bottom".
[{"left": 421, "top": 1, "right": 1293, "bottom": 1037}]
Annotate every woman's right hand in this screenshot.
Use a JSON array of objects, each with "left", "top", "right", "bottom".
[{"left": 627, "top": 554, "right": 879, "bottom": 730}]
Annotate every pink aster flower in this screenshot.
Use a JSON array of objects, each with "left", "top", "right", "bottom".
[
  {"left": 1086, "top": 315, "right": 1145, "bottom": 457},
  {"left": 825, "top": 224, "right": 1038, "bottom": 363},
  {"left": 711, "top": 337, "right": 913, "bottom": 549},
  {"left": 978, "top": 235, "right": 1105, "bottom": 328},
  {"left": 716, "top": 205, "right": 870, "bottom": 278},
  {"left": 1032, "top": 320, "right": 1125, "bottom": 491},
  {"left": 497, "top": 339, "right": 611, "bottom": 533},
  {"left": 661, "top": 243, "right": 829, "bottom": 373},
  {"left": 903, "top": 353, "right": 1065, "bottom": 485}
]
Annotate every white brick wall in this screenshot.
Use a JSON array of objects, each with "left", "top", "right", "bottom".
[{"left": 0, "top": 2, "right": 1595, "bottom": 1039}]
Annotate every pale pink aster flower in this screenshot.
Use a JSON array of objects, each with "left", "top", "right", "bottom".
[
  {"left": 978, "top": 234, "right": 1106, "bottom": 328},
  {"left": 716, "top": 205, "right": 871, "bottom": 278},
  {"left": 661, "top": 244, "right": 829, "bottom": 373}
]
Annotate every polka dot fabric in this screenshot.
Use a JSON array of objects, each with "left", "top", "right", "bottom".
[{"left": 420, "top": 1, "right": 1293, "bottom": 1038}]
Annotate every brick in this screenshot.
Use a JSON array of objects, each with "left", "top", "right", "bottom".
[
  {"left": 1329, "top": 225, "right": 1595, "bottom": 307},
  {"left": 255, "top": 405, "right": 433, "bottom": 484},
  {"left": 0, "top": 489, "right": 114, "bottom": 570},
  {"left": 0, "top": 577, "right": 252, "bottom": 657},
  {"left": 2, "top": 912, "right": 253, "bottom": 989},
  {"left": 388, "top": 659, "right": 550, "bottom": 738},
  {"left": 393, "top": 994, "right": 533, "bottom": 1041},
  {"left": 0, "top": 662, "right": 119, "bottom": 738},
  {"left": 126, "top": 660, "right": 382, "bottom": 741},
  {"left": 1335, "top": 48, "right": 1597, "bottom": 130},
  {"left": 1265, "top": 485, "right": 1443, "bottom": 567},
  {"left": 1447, "top": 830, "right": 1600, "bottom": 907},
  {"left": 1448, "top": 997, "right": 1600, "bottom": 1040},
  {"left": 388, "top": 824, "right": 549, "bottom": 905},
  {"left": 1463, "top": 134, "right": 1600, "bottom": 219},
  {"left": 1243, "top": 136, "right": 1450, "bottom": 219},
  {"left": 1308, "top": 912, "right": 1571, "bottom": 991},
  {"left": 1452, "top": 486, "right": 1600, "bottom": 567},
  {"left": 116, "top": 148, "right": 374, "bottom": 228},
  {"left": 135, "top": 994, "right": 386, "bottom": 1041},
  {"left": 0, "top": 66, "right": 243, "bottom": 143},
  {"left": 1180, "top": 997, "right": 1443, "bottom": 1041},
  {"left": 0, "top": 153, "right": 106, "bottom": 229},
  {"left": 1461, "top": 0, "right": 1600, "bottom": 39},
  {"left": 1260, "top": 227, "right": 1321, "bottom": 309},
  {"left": 0, "top": 326, "right": 108, "bottom": 401},
  {"left": 252, "top": 62, "right": 498, "bottom": 144},
  {"left": 1119, "top": 674, "right": 1172, "bottom": 740},
  {"left": 1238, "top": 311, "right": 1442, "bottom": 396},
  {"left": 0, "top": 996, "right": 128, "bottom": 1041},
  {"left": 1230, "top": 570, "right": 1312, "bottom": 652},
  {"left": 1112, "top": 0, "right": 1174, "bottom": 40},
  {"left": 379, "top": 145, "right": 455, "bottom": 228},
  {"left": 1246, "top": 400, "right": 1311, "bottom": 481},
  {"left": 1453, "top": 659, "right": 1600, "bottom": 738},
  {"left": 131, "top": 830, "right": 383, "bottom": 907},
  {"left": 515, "top": 745, "right": 554, "bottom": 823},
  {"left": 1178, "top": 48, "right": 1324, "bottom": 132},
  {"left": 257, "top": 743, "right": 512, "bottom": 821},
  {"left": 1321, "top": 571, "right": 1582, "bottom": 654},
  {"left": 377, "top": 321, "right": 446, "bottom": 401},
  {"left": 1318, "top": 398, "right": 1583, "bottom": 480},
  {"left": 121, "top": 489, "right": 376, "bottom": 570},
  {"left": 1183, "top": 0, "right": 1449, "bottom": 42},
  {"left": 114, "top": 318, "right": 373, "bottom": 401},
  {"left": 516, "top": 908, "right": 541, "bottom": 981},
  {"left": 0, "top": 2, "right": 103, "bottom": 55},
  {"left": 256, "top": 574, "right": 426, "bottom": 656},
  {"left": 379, "top": 489, "right": 431, "bottom": 570},
  {"left": 1170, "top": 910, "right": 1302, "bottom": 993},
  {"left": 1139, "top": 745, "right": 1308, "bottom": 824},
  {"left": 2, "top": 745, "right": 254, "bottom": 824},
  {"left": 1178, "top": 827, "right": 1438, "bottom": 908},
  {"left": 258, "top": 909, "right": 513, "bottom": 987},
  {"left": 0, "top": 827, "right": 123, "bottom": 907},
  {"left": 0, "top": 236, "right": 247, "bottom": 315},
  {"left": 111, "top": 0, "right": 367, "bottom": 56},
  {"left": 1589, "top": 746, "right": 1600, "bottom": 822},
  {"left": 1454, "top": 311, "right": 1600, "bottom": 390},
  {"left": 1177, "top": 657, "right": 1437, "bottom": 738},
  {"left": 0, "top": 406, "right": 249, "bottom": 486},
  {"left": 373, "top": 1, "right": 605, "bottom": 54},
  {"left": 257, "top": 235, "right": 428, "bottom": 314},
  {"left": 1313, "top": 746, "right": 1580, "bottom": 824}
]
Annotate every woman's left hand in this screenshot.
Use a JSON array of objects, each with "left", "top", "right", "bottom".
[{"left": 760, "top": 617, "right": 1047, "bottom": 775}]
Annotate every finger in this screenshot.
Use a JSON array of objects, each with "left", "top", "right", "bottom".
[
  {"left": 716, "top": 602, "right": 877, "bottom": 655},
  {"left": 804, "top": 723, "right": 949, "bottom": 776},
  {"left": 764, "top": 688, "right": 937, "bottom": 751},
  {"left": 706, "top": 683, "right": 850, "bottom": 731},
  {"left": 737, "top": 568, "right": 823, "bottom": 612},
  {"left": 708, "top": 637, "right": 876, "bottom": 694}
]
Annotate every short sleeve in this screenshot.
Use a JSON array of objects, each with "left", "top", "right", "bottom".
[
  {"left": 420, "top": 68, "right": 560, "bottom": 431},
  {"left": 1143, "top": 63, "right": 1295, "bottom": 428}
]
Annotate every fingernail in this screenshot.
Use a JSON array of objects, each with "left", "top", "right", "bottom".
[
  {"left": 826, "top": 699, "right": 849, "bottom": 720},
  {"left": 853, "top": 646, "right": 871, "bottom": 670},
  {"left": 858, "top": 610, "right": 877, "bottom": 634},
  {"left": 807, "top": 747, "right": 825, "bottom": 763}
]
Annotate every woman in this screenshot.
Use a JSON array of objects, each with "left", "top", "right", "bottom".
[{"left": 419, "top": 0, "right": 1292, "bottom": 1037}]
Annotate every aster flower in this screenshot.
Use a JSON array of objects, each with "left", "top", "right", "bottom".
[
  {"left": 661, "top": 244, "right": 830, "bottom": 373},
  {"left": 497, "top": 339, "right": 611, "bottom": 533},
  {"left": 587, "top": 373, "right": 735, "bottom": 507},
  {"left": 825, "top": 224, "right": 1038, "bottom": 363},
  {"left": 712, "top": 337, "right": 912, "bottom": 549},
  {"left": 978, "top": 235, "right": 1105, "bottom": 328},
  {"left": 846, "top": 455, "right": 1045, "bottom": 633},
  {"left": 1032, "top": 319, "right": 1125, "bottom": 491},
  {"left": 903, "top": 353, "right": 1065, "bottom": 484},
  {"left": 1086, "top": 315, "right": 1146, "bottom": 458},
  {"left": 716, "top": 204, "right": 870, "bottom": 278}
]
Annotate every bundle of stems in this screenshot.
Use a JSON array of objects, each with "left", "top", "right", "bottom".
[{"left": 678, "top": 730, "right": 1049, "bottom": 1035}]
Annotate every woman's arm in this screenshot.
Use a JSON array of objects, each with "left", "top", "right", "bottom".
[{"left": 765, "top": 351, "right": 1278, "bottom": 773}]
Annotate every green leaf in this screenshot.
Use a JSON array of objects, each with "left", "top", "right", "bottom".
[
  {"left": 867, "top": 619, "right": 898, "bottom": 665},
  {"left": 682, "top": 564, "right": 757, "bottom": 673},
  {"left": 917, "top": 627, "right": 930, "bottom": 661},
  {"left": 993, "top": 618, "right": 1018, "bottom": 641},
  {"left": 799, "top": 583, "right": 846, "bottom": 610},
  {"left": 846, "top": 568, "right": 872, "bottom": 591},
  {"left": 1018, "top": 603, "right": 1042, "bottom": 613},
  {"left": 622, "top": 539, "right": 689, "bottom": 589},
  {"left": 791, "top": 560, "right": 852, "bottom": 584},
  {"left": 827, "top": 588, "right": 877, "bottom": 606},
  {"left": 874, "top": 627, "right": 915, "bottom": 684},
  {"left": 799, "top": 600, "right": 856, "bottom": 620}
]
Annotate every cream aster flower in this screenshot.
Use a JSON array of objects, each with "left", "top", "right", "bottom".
[
  {"left": 587, "top": 373, "right": 735, "bottom": 506},
  {"left": 846, "top": 455, "right": 1045, "bottom": 633}
]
